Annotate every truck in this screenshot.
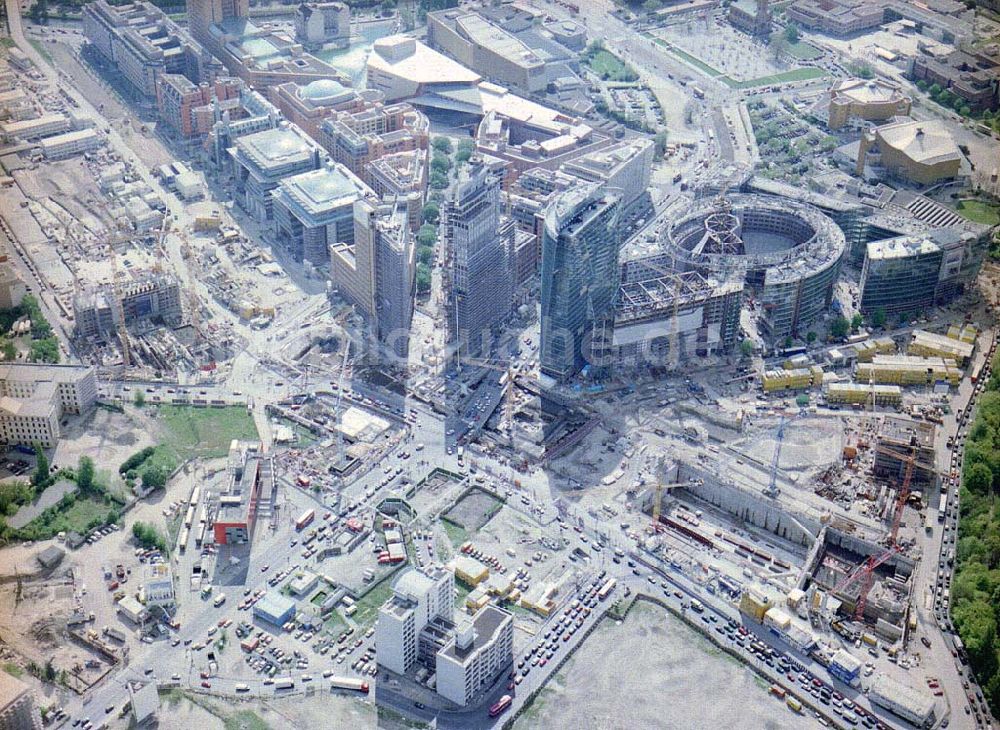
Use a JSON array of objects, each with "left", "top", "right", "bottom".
[
  {"left": 489, "top": 694, "right": 513, "bottom": 718},
  {"left": 296, "top": 509, "right": 316, "bottom": 531},
  {"left": 938, "top": 493, "right": 948, "bottom": 522},
  {"left": 329, "top": 676, "right": 369, "bottom": 693},
  {"left": 213, "top": 593, "right": 227, "bottom": 608},
  {"left": 274, "top": 678, "right": 295, "bottom": 690},
  {"left": 689, "top": 599, "right": 704, "bottom": 613},
  {"left": 102, "top": 626, "right": 126, "bottom": 643}
]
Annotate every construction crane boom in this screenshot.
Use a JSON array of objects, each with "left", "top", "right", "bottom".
[{"left": 766, "top": 410, "right": 804, "bottom": 498}]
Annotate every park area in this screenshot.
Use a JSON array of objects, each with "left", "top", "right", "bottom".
[
  {"left": 583, "top": 42, "right": 638, "bottom": 82},
  {"left": 955, "top": 199, "right": 1000, "bottom": 226},
  {"left": 648, "top": 23, "right": 827, "bottom": 89}
]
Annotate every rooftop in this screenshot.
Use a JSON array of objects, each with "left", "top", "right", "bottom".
[
  {"left": 275, "top": 164, "right": 367, "bottom": 222},
  {"left": 298, "top": 78, "right": 352, "bottom": 104},
  {"left": 874, "top": 119, "right": 962, "bottom": 166},
  {"left": 438, "top": 604, "right": 511, "bottom": 663},
  {"left": 866, "top": 235, "right": 940, "bottom": 261},
  {"left": 369, "top": 35, "right": 481, "bottom": 86},
  {"left": 255, "top": 590, "right": 296, "bottom": 619},
  {"left": 236, "top": 127, "right": 315, "bottom": 170},
  {"left": 833, "top": 78, "right": 907, "bottom": 105}
]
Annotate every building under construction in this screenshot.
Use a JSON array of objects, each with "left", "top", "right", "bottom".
[
  {"left": 73, "top": 273, "right": 183, "bottom": 339},
  {"left": 663, "top": 195, "right": 846, "bottom": 340},
  {"left": 608, "top": 262, "right": 742, "bottom": 371},
  {"left": 873, "top": 415, "right": 937, "bottom": 485}
]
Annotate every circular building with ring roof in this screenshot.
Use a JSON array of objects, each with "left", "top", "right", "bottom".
[{"left": 663, "top": 194, "right": 847, "bottom": 339}]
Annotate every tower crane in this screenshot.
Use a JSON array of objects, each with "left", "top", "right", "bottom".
[
  {"left": 765, "top": 410, "right": 805, "bottom": 498},
  {"left": 832, "top": 448, "right": 918, "bottom": 621}
]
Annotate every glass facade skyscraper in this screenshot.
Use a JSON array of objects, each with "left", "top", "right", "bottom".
[{"left": 540, "top": 186, "right": 621, "bottom": 381}]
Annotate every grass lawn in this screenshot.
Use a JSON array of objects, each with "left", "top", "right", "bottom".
[
  {"left": 654, "top": 41, "right": 723, "bottom": 78},
  {"left": 21, "top": 496, "right": 110, "bottom": 538},
  {"left": 454, "top": 583, "right": 471, "bottom": 610},
  {"left": 584, "top": 49, "right": 636, "bottom": 82},
  {"left": 440, "top": 518, "right": 468, "bottom": 548},
  {"left": 224, "top": 712, "right": 270, "bottom": 730},
  {"left": 787, "top": 41, "right": 822, "bottom": 61},
  {"left": 323, "top": 609, "right": 346, "bottom": 636},
  {"left": 3, "top": 663, "right": 22, "bottom": 678},
  {"left": 28, "top": 39, "right": 52, "bottom": 65},
  {"left": 155, "top": 406, "right": 258, "bottom": 462},
  {"left": 726, "top": 67, "right": 827, "bottom": 89},
  {"left": 353, "top": 577, "right": 397, "bottom": 627},
  {"left": 955, "top": 199, "right": 1000, "bottom": 226}
]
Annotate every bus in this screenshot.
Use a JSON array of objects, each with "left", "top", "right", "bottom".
[
  {"left": 597, "top": 578, "right": 617, "bottom": 601},
  {"left": 938, "top": 493, "right": 947, "bottom": 522},
  {"left": 489, "top": 695, "right": 513, "bottom": 718},
  {"left": 296, "top": 509, "right": 316, "bottom": 531},
  {"left": 189, "top": 486, "right": 201, "bottom": 507},
  {"left": 329, "top": 676, "right": 369, "bottom": 694},
  {"left": 184, "top": 505, "right": 195, "bottom": 528},
  {"left": 275, "top": 678, "right": 295, "bottom": 690},
  {"left": 178, "top": 526, "right": 189, "bottom": 553},
  {"left": 971, "top": 360, "right": 983, "bottom": 384}
]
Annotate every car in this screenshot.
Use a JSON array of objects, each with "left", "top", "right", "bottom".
[{"left": 415, "top": 702, "right": 426, "bottom": 710}]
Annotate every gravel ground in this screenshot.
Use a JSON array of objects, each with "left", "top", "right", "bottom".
[{"left": 516, "top": 601, "right": 823, "bottom": 730}]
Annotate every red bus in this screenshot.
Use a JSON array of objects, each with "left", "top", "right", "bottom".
[{"left": 489, "top": 695, "right": 512, "bottom": 718}]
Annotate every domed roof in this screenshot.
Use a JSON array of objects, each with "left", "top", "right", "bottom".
[{"left": 299, "top": 78, "right": 349, "bottom": 103}]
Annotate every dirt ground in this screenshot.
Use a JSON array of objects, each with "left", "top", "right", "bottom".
[{"left": 516, "top": 601, "right": 822, "bottom": 730}]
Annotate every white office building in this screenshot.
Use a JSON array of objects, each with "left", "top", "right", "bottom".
[
  {"left": 375, "top": 565, "right": 454, "bottom": 675},
  {"left": 436, "top": 604, "right": 513, "bottom": 706}
]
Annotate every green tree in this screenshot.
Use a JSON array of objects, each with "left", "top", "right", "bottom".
[
  {"left": 134, "top": 390, "right": 145, "bottom": 407},
  {"left": 740, "top": 339, "right": 755, "bottom": 357},
  {"left": 430, "top": 171, "right": 449, "bottom": 190},
  {"left": 830, "top": 316, "right": 850, "bottom": 340},
  {"left": 415, "top": 263, "right": 431, "bottom": 294},
  {"left": 851, "top": 313, "right": 864, "bottom": 332},
  {"left": 140, "top": 464, "right": 167, "bottom": 490},
  {"left": 642, "top": 0, "right": 661, "bottom": 12},
  {"left": 76, "top": 456, "right": 95, "bottom": 493},
  {"left": 769, "top": 32, "right": 789, "bottom": 61},
  {"left": 654, "top": 129, "right": 668, "bottom": 157},
  {"left": 928, "top": 83, "right": 943, "bottom": 96},
  {"left": 29, "top": 337, "right": 59, "bottom": 363},
  {"left": 872, "top": 307, "right": 887, "bottom": 329},
  {"left": 417, "top": 224, "right": 437, "bottom": 247},
  {"left": 784, "top": 23, "right": 799, "bottom": 44},
  {"left": 417, "top": 246, "right": 434, "bottom": 266},
  {"left": 784, "top": 336, "right": 794, "bottom": 349},
  {"left": 422, "top": 203, "right": 439, "bottom": 225},
  {"left": 916, "top": 79, "right": 928, "bottom": 92},
  {"left": 31, "top": 444, "right": 48, "bottom": 488},
  {"left": 0, "top": 339, "right": 15, "bottom": 361},
  {"left": 966, "top": 462, "right": 994, "bottom": 495},
  {"left": 431, "top": 154, "right": 452, "bottom": 174},
  {"left": 806, "top": 331, "right": 817, "bottom": 344},
  {"left": 432, "top": 136, "right": 453, "bottom": 154}
]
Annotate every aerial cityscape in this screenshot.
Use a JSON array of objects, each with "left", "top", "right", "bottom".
[{"left": 0, "top": 0, "right": 997, "bottom": 727}]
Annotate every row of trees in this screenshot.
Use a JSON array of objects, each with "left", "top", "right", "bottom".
[
  {"left": 952, "top": 349, "right": 1000, "bottom": 715},
  {"left": 916, "top": 79, "right": 974, "bottom": 118}
]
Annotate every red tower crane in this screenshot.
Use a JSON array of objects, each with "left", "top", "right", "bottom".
[{"left": 833, "top": 448, "right": 917, "bottom": 621}]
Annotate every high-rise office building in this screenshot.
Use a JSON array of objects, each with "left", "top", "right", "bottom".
[
  {"left": 375, "top": 565, "right": 454, "bottom": 675},
  {"left": 331, "top": 199, "right": 415, "bottom": 361},
  {"left": 443, "top": 158, "right": 513, "bottom": 360},
  {"left": 540, "top": 186, "right": 621, "bottom": 381},
  {"left": 374, "top": 204, "right": 416, "bottom": 361}
]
